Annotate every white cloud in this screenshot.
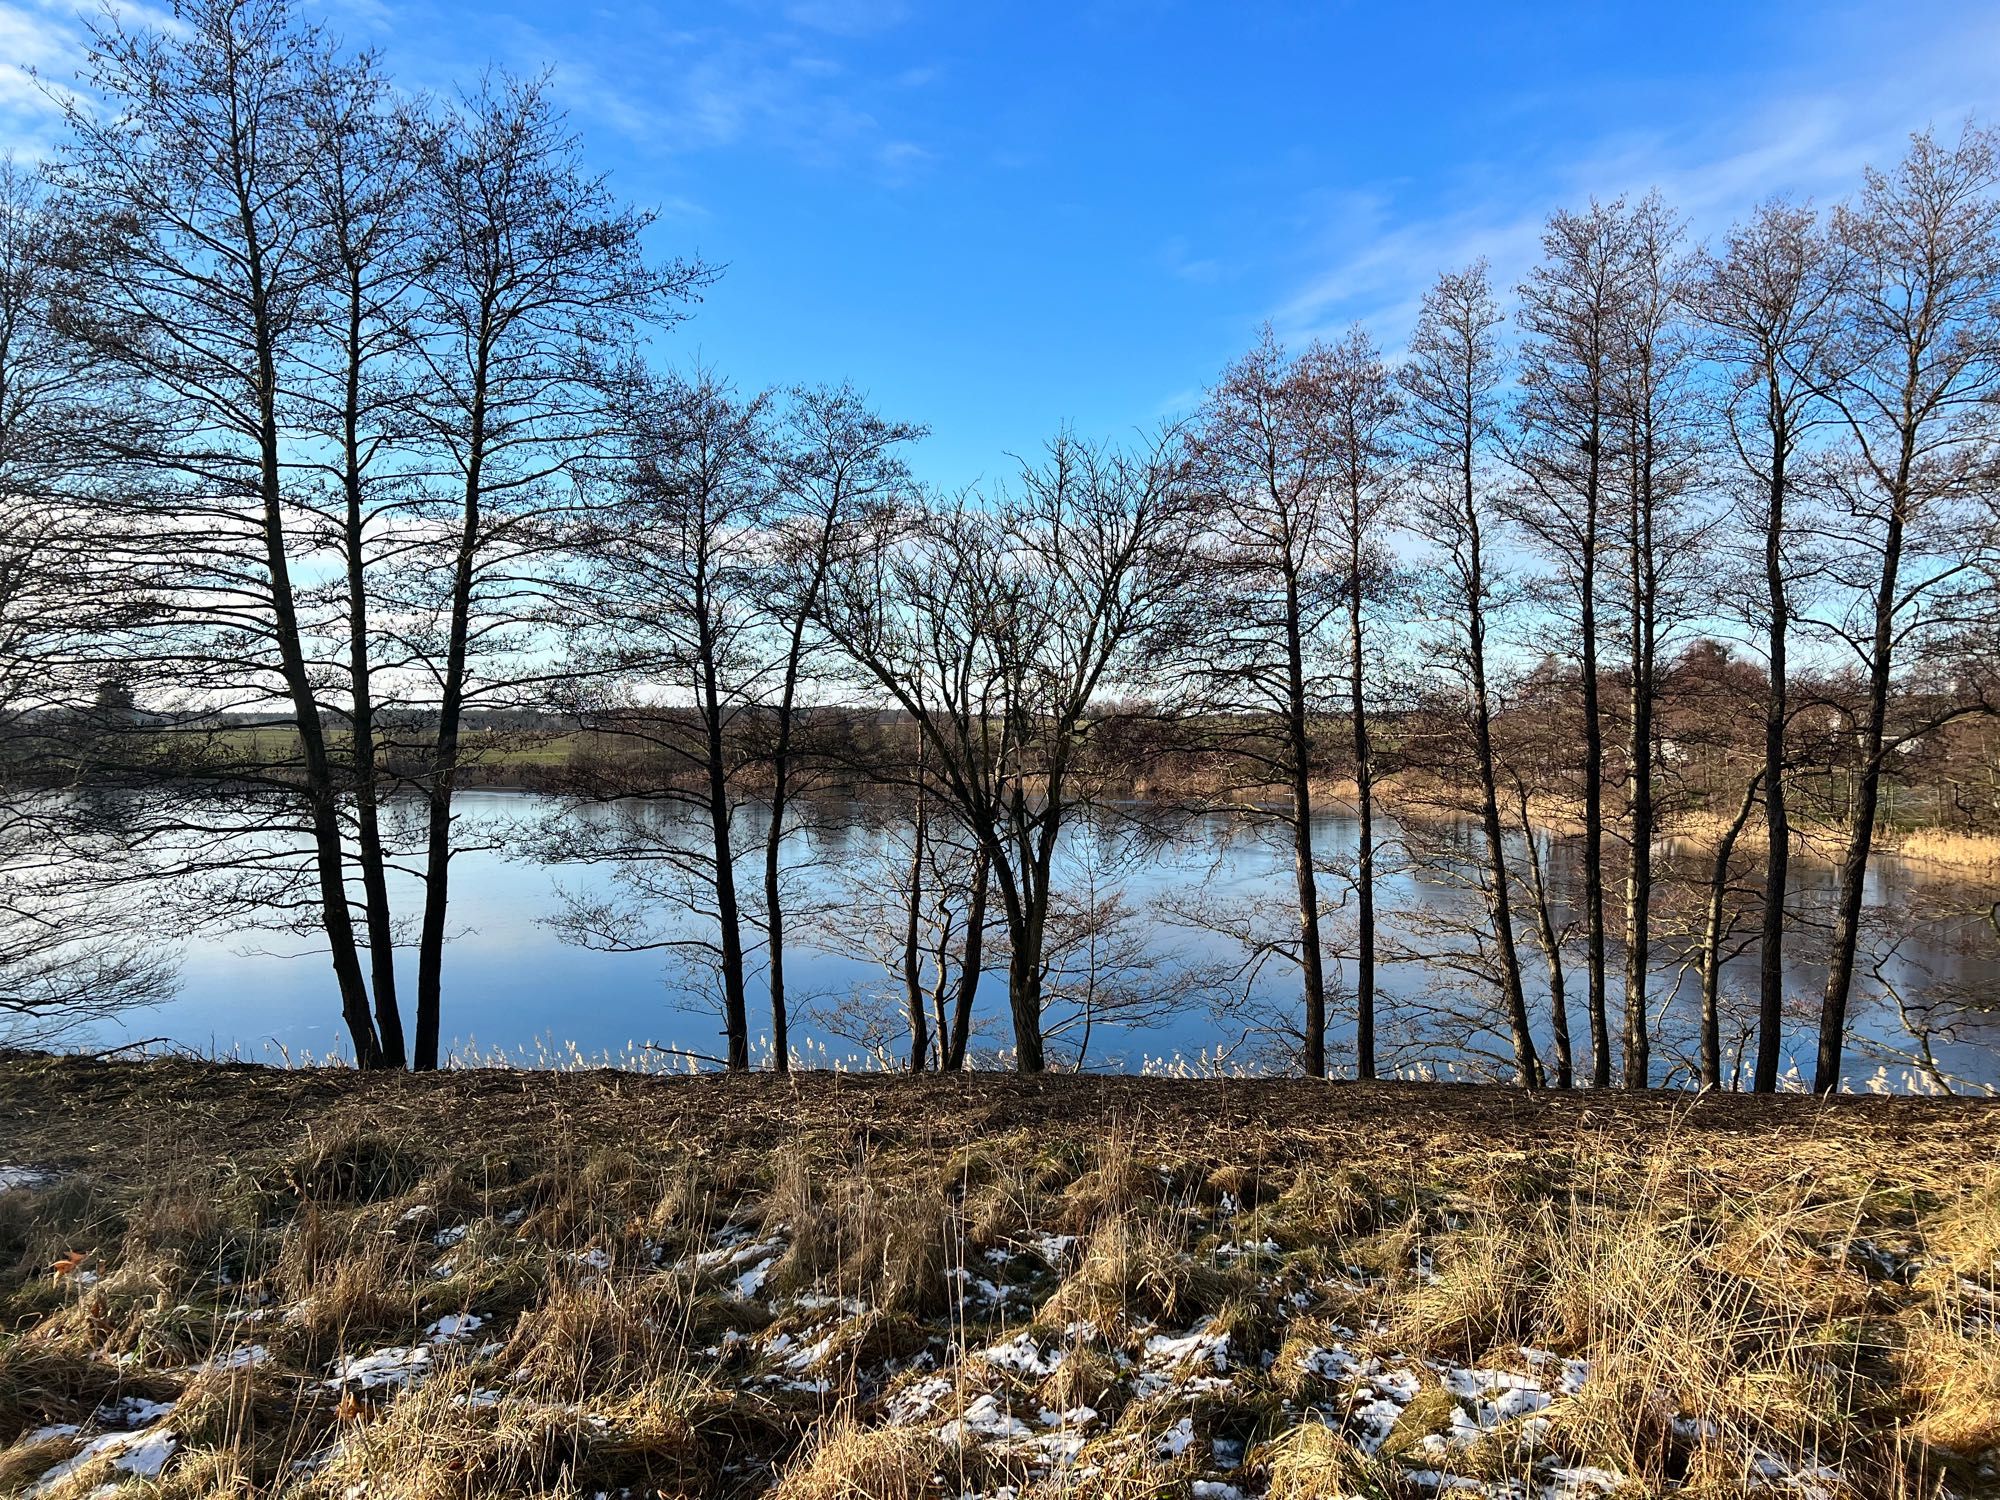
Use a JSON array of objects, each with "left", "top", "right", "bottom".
[
  {"left": 0, "top": 0, "right": 81, "bottom": 156},
  {"left": 1269, "top": 6, "right": 2000, "bottom": 348}
]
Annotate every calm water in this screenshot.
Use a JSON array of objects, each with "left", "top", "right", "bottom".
[{"left": 83, "top": 791, "right": 2000, "bottom": 1091}]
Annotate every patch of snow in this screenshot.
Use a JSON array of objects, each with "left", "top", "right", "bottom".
[
  {"left": 1546, "top": 1466, "right": 1626, "bottom": 1497},
  {"left": 200, "top": 1344, "right": 271, "bottom": 1372},
  {"left": 1297, "top": 1343, "right": 1360, "bottom": 1383},
  {"left": 696, "top": 1234, "right": 785, "bottom": 1298},
  {"left": 1028, "top": 1233, "right": 1078, "bottom": 1265},
  {"left": 1523, "top": 1346, "right": 1591, "bottom": 1395},
  {"left": 946, "top": 1265, "right": 1012, "bottom": 1303},
  {"left": 427, "top": 1313, "right": 484, "bottom": 1342},
  {"left": 0, "top": 1166, "right": 59, "bottom": 1193},
  {"left": 1352, "top": 1396, "right": 1407, "bottom": 1454},
  {"left": 1143, "top": 1320, "right": 1229, "bottom": 1373},
  {"left": 981, "top": 1333, "right": 1065, "bottom": 1377},
  {"left": 1038, "top": 1404, "right": 1097, "bottom": 1428},
  {"left": 329, "top": 1344, "right": 432, "bottom": 1391},
  {"left": 885, "top": 1373, "right": 956, "bottom": 1425},
  {"left": 781, "top": 1329, "right": 840, "bottom": 1372},
  {"left": 939, "top": 1392, "right": 1033, "bottom": 1443},
  {"left": 27, "top": 1426, "right": 178, "bottom": 1495},
  {"left": 97, "top": 1396, "right": 176, "bottom": 1428},
  {"left": 1214, "top": 1238, "right": 1281, "bottom": 1259},
  {"left": 1156, "top": 1415, "right": 1198, "bottom": 1458},
  {"left": 434, "top": 1224, "right": 469, "bottom": 1248}
]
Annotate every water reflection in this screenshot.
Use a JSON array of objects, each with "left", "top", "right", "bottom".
[{"left": 84, "top": 791, "right": 2000, "bottom": 1090}]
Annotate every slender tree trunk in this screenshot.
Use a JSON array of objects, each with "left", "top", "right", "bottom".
[
  {"left": 247, "top": 240, "right": 380, "bottom": 1069},
  {"left": 413, "top": 351, "right": 486, "bottom": 1072},
  {"left": 1700, "top": 775, "right": 1762, "bottom": 1089},
  {"left": 340, "top": 269, "right": 405, "bottom": 1068},
  {"left": 763, "top": 618, "right": 814, "bottom": 1075},
  {"left": 1006, "top": 919, "right": 1046, "bottom": 1073},
  {"left": 946, "top": 843, "right": 988, "bottom": 1070},
  {"left": 762, "top": 789, "right": 789, "bottom": 1071},
  {"left": 698, "top": 624, "right": 751, "bottom": 1072},
  {"left": 1621, "top": 432, "right": 1656, "bottom": 1089},
  {"left": 1347, "top": 509, "right": 1376, "bottom": 1080},
  {"left": 1754, "top": 414, "right": 1790, "bottom": 1092},
  {"left": 1463, "top": 444, "right": 1541, "bottom": 1088},
  {"left": 903, "top": 789, "right": 928, "bottom": 1070},
  {"left": 1815, "top": 487, "right": 1907, "bottom": 1094},
  {"left": 1516, "top": 785, "right": 1571, "bottom": 1087},
  {"left": 1285, "top": 572, "right": 1329, "bottom": 1078},
  {"left": 1580, "top": 432, "right": 1611, "bottom": 1086}
]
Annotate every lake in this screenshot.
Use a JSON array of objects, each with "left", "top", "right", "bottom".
[{"left": 80, "top": 791, "right": 2000, "bottom": 1091}]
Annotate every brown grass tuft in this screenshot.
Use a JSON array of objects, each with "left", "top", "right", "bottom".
[{"left": 770, "top": 1417, "right": 947, "bottom": 1500}]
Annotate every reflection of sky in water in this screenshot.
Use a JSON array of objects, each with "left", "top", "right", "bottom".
[{"left": 86, "top": 791, "right": 2000, "bottom": 1091}]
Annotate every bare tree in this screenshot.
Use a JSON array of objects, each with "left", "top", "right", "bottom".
[
  {"left": 1400, "top": 262, "right": 1542, "bottom": 1088},
  {"left": 1322, "top": 327, "right": 1401, "bottom": 1079},
  {"left": 0, "top": 160, "right": 175, "bottom": 1042},
  {"left": 1610, "top": 193, "right": 1700, "bottom": 1089},
  {"left": 291, "top": 49, "right": 435, "bottom": 1070},
  {"left": 48, "top": 0, "right": 391, "bottom": 1063},
  {"left": 539, "top": 368, "right": 770, "bottom": 1070},
  {"left": 403, "top": 74, "right": 709, "bottom": 1067},
  {"left": 1183, "top": 330, "right": 1346, "bottom": 1076},
  {"left": 1690, "top": 199, "right": 1848, "bottom": 1092},
  {"left": 759, "top": 384, "right": 923, "bottom": 1068},
  {"left": 1808, "top": 125, "right": 2000, "bottom": 1092},
  {"left": 820, "top": 433, "right": 1197, "bottom": 1071},
  {"left": 1509, "top": 200, "right": 1635, "bottom": 1086}
]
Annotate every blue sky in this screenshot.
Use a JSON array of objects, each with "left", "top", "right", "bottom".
[{"left": 5, "top": 0, "right": 1998, "bottom": 487}]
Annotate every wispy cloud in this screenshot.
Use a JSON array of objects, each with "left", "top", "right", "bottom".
[
  {"left": 472, "top": 12, "right": 939, "bottom": 186},
  {"left": 1269, "top": 6, "right": 2000, "bottom": 348},
  {"left": 0, "top": 0, "right": 81, "bottom": 157}
]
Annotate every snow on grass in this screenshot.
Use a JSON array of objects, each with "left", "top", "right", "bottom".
[
  {"left": 25, "top": 1426, "right": 178, "bottom": 1496},
  {"left": 980, "top": 1332, "right": 1065, "bottom": 1377},
  {"left": 426, "top": 1312, "right": 484, "bottom": 1341},
  {"left": 328, "top": 1343, "right": 432, "bottom": 1390}
]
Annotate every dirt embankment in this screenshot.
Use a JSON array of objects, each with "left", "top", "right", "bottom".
[{"left": 3, "top": 1056, "right": 1996, "bottom": 1188}]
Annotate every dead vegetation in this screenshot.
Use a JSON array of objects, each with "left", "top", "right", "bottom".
[{"left": 0, "top": 1059, "right": 1994, "bottom": 1497}]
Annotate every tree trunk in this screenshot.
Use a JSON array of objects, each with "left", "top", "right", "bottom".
[
  {"left": 1580, "top": 433, "right": 1610, "bottom": 1086},
  {"left": 702, "top": 636, "right": 750, "bottom": 1072},
  {"left": 248, "top": 236, "right": 380, "bottom": 1069},
  {"left": 946, "top": 843, "right": 988, "bottom": 1070},
  {"left": 1754, "top": 419, "right": 1790, "bottom": 1092},
  {"left": 1516, "top": 786, "right": 1571, "bottom": 1087},
  {"left": 1815, "top": 493, "right": 1906, "bottom": 1094},
  {"left": 1347, "top": 510, "right": 1376, "bottom": 1080},
  {"left": 412, "top": 358, "right": 486, "bottom": 1072},
  {"left": 1285, "top": 572, "right": 1328, "bottom": 1078},
  {"left": 1700, "top": 776, "right": 1761, "bottom": 1089},
  {"left": 1621, "top": 433, "right": 1656, "bottom": 1090},
  {"left": 1464, "top": 446, "right": 1540, "bottom": 1088},
  {"left": 1006, "top": 920, "right": 1046, "bottom": 1074},
  {"left": 903, "top": 792, "right": 928, "bottom": 1071},
  {"left": 341, "top": 268, "right": 405, "bottom": 1069}
]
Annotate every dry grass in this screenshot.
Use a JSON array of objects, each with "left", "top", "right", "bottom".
[
  {"left": 1883, "top": 825, "right": 2000, "bottom": 872},
  {"left": 0, "top": 1060, "right": 1994, "bottom": 1497},
  {"left": 770, "top": 1418, "right": 948, "bottom": 1500}
]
